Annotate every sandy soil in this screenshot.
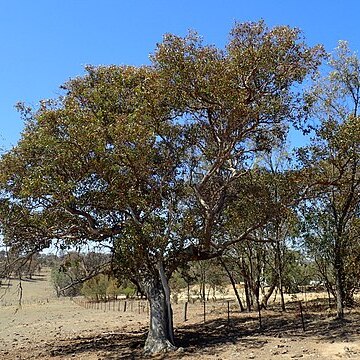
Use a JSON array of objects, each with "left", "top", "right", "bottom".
[{"left": 0, "top": 271, "right": 360, "bottom": 360}]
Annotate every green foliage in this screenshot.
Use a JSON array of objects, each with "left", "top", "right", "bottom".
[
  {"left": 81, "top": 274, "right": 120, "bottom": 301},
  {"left": 280, "top": 250, "right": 316, "bottom": 293},
  {"left": 169, "top": 271, "right": 188, "bottom": 295},
  {"left": 81, "top": 275, "right": 137, "bottom": 301},
  {"left": 119, "top": 284, "right": 136, "bottom": 298}
]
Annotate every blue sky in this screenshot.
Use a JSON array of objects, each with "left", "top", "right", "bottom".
[{"left": 1, "top": 0, "right": 359, "bottom": 150}]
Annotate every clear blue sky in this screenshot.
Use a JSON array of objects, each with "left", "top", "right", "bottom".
[{"left": 1, "top": 0, "right": 359, "bottom": 150}]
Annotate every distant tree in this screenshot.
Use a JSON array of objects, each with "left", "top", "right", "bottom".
[
  {"left": 0, "top": 21, "right": 323, "bottom": 353},
  {"left": 81, "top": 274, "right": 121, "bottom": 301},
  {"left": 51, "top": 252, "right": 110, "bottom": 297},
  {"left": 188, "top": 259, "right": 227, "bottom": 302},
  {"left": 51, "top": 266, "right": 82, "bottom": 297},
  {"left": 168, "top": 270, "right": 188, "bottom": 303}
]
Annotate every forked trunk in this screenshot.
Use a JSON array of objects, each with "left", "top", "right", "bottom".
[
  {"left": 261, "top": 280, "right": 277, "bottom": 309},
  {"left": 142, "top": 263, "right": 176, "bottom": 354}
]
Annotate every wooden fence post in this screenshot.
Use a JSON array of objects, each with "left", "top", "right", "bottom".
[
  {"left": 203, "top": 300, "right": 206, "bottom": 323},
  {"left": 183, "top": 302, "right": 188, "bottom": 322},
  {"left": 299, "top": 301, "right": 306, "bottom": 332},
  {"left": 227, "top": 301, "right": 230, "bottom": 325}
]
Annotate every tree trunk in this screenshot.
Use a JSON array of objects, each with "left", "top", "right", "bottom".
[
  {"left": 237, "top": 260, "right": 252, "bottom": 311},
  {"left": 279, "top": 280, "right": 286, "bottom": 312},
  {"left": 261, "top": 279, "right": 277, "bottom": 309},
  {"left": 142, "top": 265, "right": 176, "bottom": 354},
  {"left": 334, "top": 236, "right": 345, "bottom": 319},
  {"left": 254, "top": 278, "right": 261, "bottom": 311},
  {"left": 244, "top": 278, "right": 252, "bottom": 311},
  {"left": 275, "top": 240, "right": 286, "bottom": 311},
  {"left": 334, "top": 254, "right": 344, "bottom": 319},
  {"left": 335, "top": 269, "right": 344, "bottom": 319}
]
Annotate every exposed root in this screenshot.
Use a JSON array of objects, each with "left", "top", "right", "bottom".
[{"left": 144, "top": 337, "right": 177, "bottom": 355}]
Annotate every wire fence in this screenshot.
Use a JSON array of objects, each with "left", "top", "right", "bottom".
[
  {"left": 72, "top": 297, "right": 150, "bottom": 314},
  {"left": 0, "top": 292, "right": 327, "bottom": 334},
  {"left": 71, "top": 297, "right": 240, "bottom": 325},
  {"left": 0, "top": 299, "right": 49, "bottom": 307}
]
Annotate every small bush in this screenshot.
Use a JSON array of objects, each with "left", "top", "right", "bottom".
[{"left": 81, "top": 274, "right": 122, "bottom": 301}]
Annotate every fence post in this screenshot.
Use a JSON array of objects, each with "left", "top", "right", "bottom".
[
  {"left": 299, "top": 301, "right": 306, "bottom": 332},
  {"left": 203, "top": 300, "right": 206, "bottom": 323},
  {"left": 256, "top": 297, "right": 262, "bottom": 331},
  {"left": 183, "top": 302, "right": 188, "bottom": 322},
  {"left": 227, "top": 301, "right": 230, "bottom": 325}
]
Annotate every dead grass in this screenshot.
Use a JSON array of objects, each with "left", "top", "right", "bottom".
[
  {"left": 1, "top": 270, "right": 360, "bottom": 359},
  {"left": 0, "top": 268, "right": 56, "bottom": 306}
]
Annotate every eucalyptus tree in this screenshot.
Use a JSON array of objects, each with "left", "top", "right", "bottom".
[
  {"left": 300, "top": 42, "right": 360, "bottom": 318},
  {"left": 0, "top": 21, "right": 323, "bottom": 353}
]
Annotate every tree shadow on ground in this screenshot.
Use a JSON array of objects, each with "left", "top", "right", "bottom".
[
  {"left": 45, "top": 307, "right": 360, "bottom": 359},
  {"left": 1, "top": 274, "right": 47, "bottom": 283},
  {"left": 46, "top": 330, "right": 147, "bottom": 360}
]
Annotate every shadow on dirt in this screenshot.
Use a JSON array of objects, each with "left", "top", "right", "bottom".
[
  {"left": 1, "top": 274, "right": 47, "bottom": 285},
  {"left": 47, "top": 330, "right": 146, "bottom": 360}
]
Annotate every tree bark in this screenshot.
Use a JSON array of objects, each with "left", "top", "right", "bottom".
[
  {"left": 142, "top": 267, "right": 176, "bottom": 354},
  {"left": 157, "top": 260, "right": 174, "bottom": 344},
  {"left": 275, "top": 240, "right": 286, "bottom": 311},
  {"left": 244, "top": 278, "right": 252, "bottom": 311}
]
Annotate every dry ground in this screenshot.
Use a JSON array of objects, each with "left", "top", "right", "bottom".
[{"left": 1, "top": 270, "right": 360, "bottom": 359}]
